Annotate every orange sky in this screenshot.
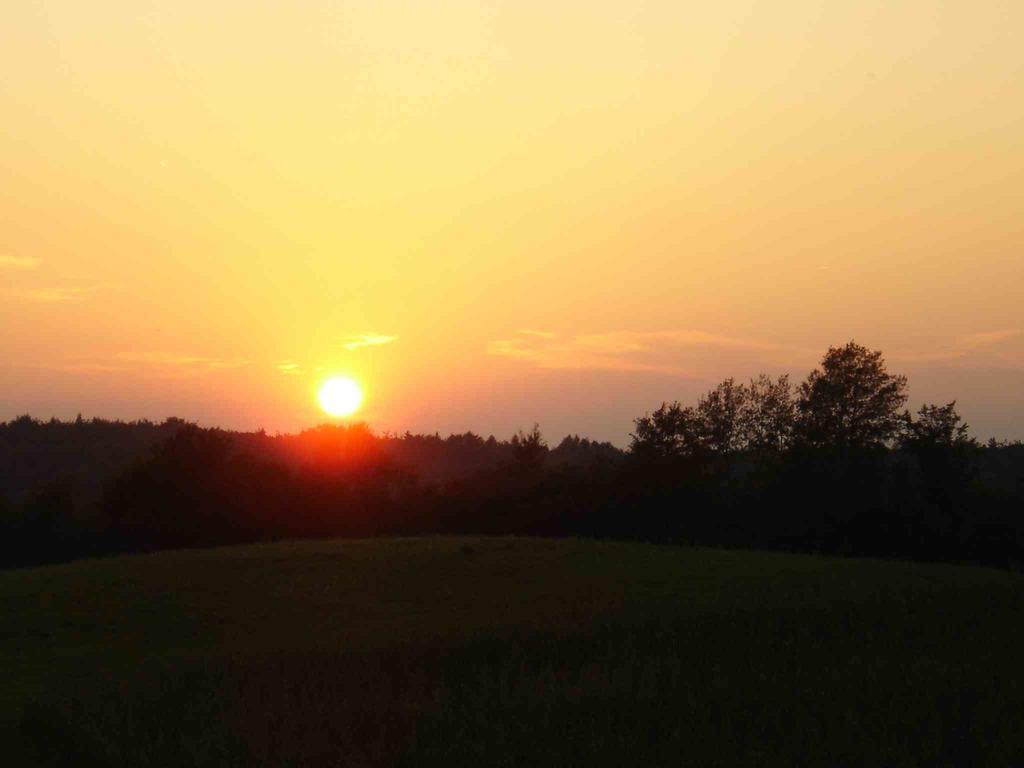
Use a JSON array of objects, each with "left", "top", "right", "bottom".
[{"left": 2, "top": 0, "right": 1022, "bottom": 443}]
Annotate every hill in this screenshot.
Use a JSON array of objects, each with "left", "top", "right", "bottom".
[{"left": 3, "top": 537, "right": 1023, "bottom": 766}]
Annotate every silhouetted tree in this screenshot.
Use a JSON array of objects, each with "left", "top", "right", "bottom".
[
  {"left": 511, "top": 424, "right": 548, "bottom": 474},
  {"left": 549, "top": 435, "right": 621, "bottom": 468},
  {"left": 696, "top": 378, "right": 747, "bottom": 455},
  {"left": 741, "top": 374, "right": 795, "bottom": 454},
  {"left": 902, "top": 401, "right": 975, "bottom": 450},
  {"left": 796, "top": 342, "right": 907, "bottom": 450},
  {"left": 632, "top": 376, "right": 794, "bottom": 459},
  {"left": 630, "top": 402, "right": 703, "bottom": 459},
  {"left": 902, "top": 400, "right": 977, "bottom": 486},
  {"left": 896, "top": 401, "right": 979, "bottom": 557},
  {"left": 629, "top": 382, "right": 744, "bottom": 459}
]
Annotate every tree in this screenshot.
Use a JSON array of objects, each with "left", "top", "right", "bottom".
[
  {"left": 631, "top": 400, "right": 708, "bottom": 459},
  {"left": 898, "top": 401, "right": 978, "bottom": 554},
  {"left": 901, "top": 400, "right": 976, "bottom": 484},
  {"left": 796, "top": 342, "right": 907, "bottom": 450},
  {"left": 902, "top": 401, "right": 975, "bottom": 450},
  {"left": 696, "top": 378, "right": 748, "bottom": 455},
  {"left": 741, "top": 374, "right": 795, "bottom": 454},
  {"left": 632, "top": 402, "right": 695, "bottom": 459},
  {"left": 632, "top": 375, "right": 795, "bottom": 459},
  {"left": 511, "top": 424, "right": 548, "bottom": 474}
]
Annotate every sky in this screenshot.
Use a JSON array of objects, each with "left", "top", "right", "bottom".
[{"left": 1, "top": 0, "right": 1022, "bottom": 444}]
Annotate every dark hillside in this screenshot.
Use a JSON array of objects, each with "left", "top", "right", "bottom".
[{"left": 3, "top": 538, "right": 1022, "bottom": 767}]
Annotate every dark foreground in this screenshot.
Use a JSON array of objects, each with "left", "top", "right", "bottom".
[{"left": 3, "top": 537, "right": 1023, "bottom": 766}]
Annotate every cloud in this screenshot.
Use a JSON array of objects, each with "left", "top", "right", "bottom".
[
  {"left": 277, "top": 361, "right": 301, "bottom": 374},
  {"left": 488, "top": 329, "right": 804, "bottom": 376},
  {"left": 117, "top": 353, "right": 251, "bottom": 370},
  {"left": 893, "top": 329, "right": 1024, "bottom": 369},
  {"left": 0, "top": 255, "right": 42, "bottom": 270},
  {"left": 28, "top": 354, "right": 250, "bottom": 375},
  {"left": 492, "top": 328, "right": 1024, "bottom": 378},
  {"left": 20, "top": 286, "right": 95, "bottom": 303},
  {"left": 955, "top": 329, "right": 1023, "bottom": 349},
  {"left": 38, "top": 361, "right": 131, "bottom": 374},
  {"left": 343, "top": 333, "right": 399, "bottom": 351}
]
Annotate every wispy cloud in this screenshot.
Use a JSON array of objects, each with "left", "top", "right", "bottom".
[
  {"left": 893, "top": 329, "right": 1024, "bottom": 369},
  {"left": 955, "top": 329, "right": 1023, "bottom": 349},
  {"left": 30, "top": 361, "right": 131, "bottom": 374},
  {"left": 277, "top": 361, "right": 301, "bottom": 374},
  {"left": 495, "top": 328, "right": 1024, "bottom": 378},
  {"left": 30, "top": 354, "right": 250, "bottom": 375},
  {"left": 117, "top": 353, "right": 251, "bottom": 370},
  {"left": 343, "top": 333, "right": 399, "bottom": 351},
  {"left": 20, "top": 286, "right": 95, "bottom": 303},
  {"left": 0, "top": 255, "right": 42, "bottom": 270},
  {"left": 488, "top": 329, "right": 803, "bottom": 375}
]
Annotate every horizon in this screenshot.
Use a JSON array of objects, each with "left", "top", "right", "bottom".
[
  {"left": 3, "top": 1, "right": 1023, "bottom": 445},
  {"left": 4, "top": 336, "right": 1021, "bottom": 447}
]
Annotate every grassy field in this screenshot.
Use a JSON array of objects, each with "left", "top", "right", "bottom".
[{"left": 3, "top": 537, "right": 1023, "bottom": 766}]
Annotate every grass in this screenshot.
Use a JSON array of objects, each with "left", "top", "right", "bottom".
[{"left": 3, "top": 536, "right": 1023, "bottom": 766}]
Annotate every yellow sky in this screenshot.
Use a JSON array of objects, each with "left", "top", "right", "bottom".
[{"left": 2, "top": 0, "right": 1022, "bottom": 442}]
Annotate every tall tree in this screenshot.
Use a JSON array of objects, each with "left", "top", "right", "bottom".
[
  {"left": 796, "top": 342, "right": 907, "bottom": 450},
  {"left": 696, "top": 378, "right": 748, "bottom": 455},
  {"left": 741, "top": 374, "right": 795, "bottom": 454}
]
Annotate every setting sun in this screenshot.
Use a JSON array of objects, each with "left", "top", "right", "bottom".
[{"left": 318, "top": 377, "right": 363, "bottom": 418}]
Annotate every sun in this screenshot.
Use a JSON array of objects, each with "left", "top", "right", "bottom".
[{"left": 318, "top": 377, "right": 364, "bottom": 418}]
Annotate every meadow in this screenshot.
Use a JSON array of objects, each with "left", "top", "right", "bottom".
[{"left": 4, "top": 537, "right": 1023, "bottom": 766}]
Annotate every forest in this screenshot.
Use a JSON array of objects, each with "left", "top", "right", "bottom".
[{"left": 3, "top": 342, "right": 1022, "bottom": 570}]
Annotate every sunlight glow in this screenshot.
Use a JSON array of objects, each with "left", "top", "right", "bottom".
[{"left": 318, "top": 377, "right": 363, "bottom": 418}]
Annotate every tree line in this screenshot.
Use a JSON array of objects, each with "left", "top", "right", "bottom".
[
  {"left": 632, "top": 343, "right": 964, "bottom": 457},
  {"left": 2, "top": 342, "right": 1022, "bottom": 570}
]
